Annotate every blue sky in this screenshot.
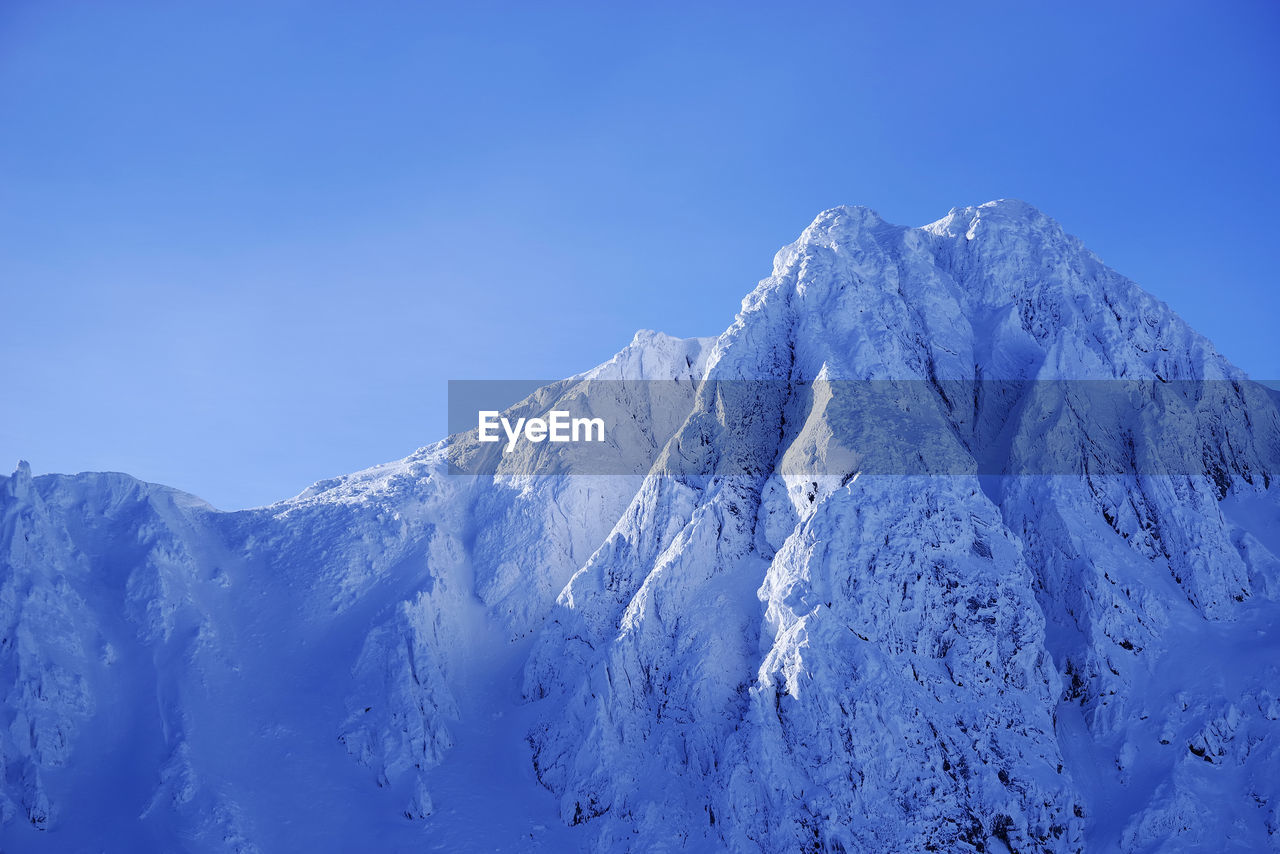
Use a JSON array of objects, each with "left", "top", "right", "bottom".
[{"left": 2, "top": 0, "right": 1277, "bottom": 509}]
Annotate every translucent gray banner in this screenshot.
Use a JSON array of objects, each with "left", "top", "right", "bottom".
[{"left": 446, "top": 379, "right": 1280, "bottom": 480}]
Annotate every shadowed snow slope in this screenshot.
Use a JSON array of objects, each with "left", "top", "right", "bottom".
[{"left": 2, "top": 203, "right": 1278, "bottom": 853}]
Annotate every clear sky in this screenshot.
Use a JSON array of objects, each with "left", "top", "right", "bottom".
[{"left": 2, "top": 0, "right": 1277, "bottom": 510}]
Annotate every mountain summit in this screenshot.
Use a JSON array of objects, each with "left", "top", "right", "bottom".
[{"left": 2, "top": 203, "right": 1277, "bottom": 853}]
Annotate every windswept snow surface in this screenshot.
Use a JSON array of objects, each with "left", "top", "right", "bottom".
[{"left": 2, "top": 203, "right": 1278, "bottom": 853}]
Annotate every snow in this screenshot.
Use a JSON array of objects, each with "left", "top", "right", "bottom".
[{"left": 2, "top": 201, "right": 1277, "bottom": 852}]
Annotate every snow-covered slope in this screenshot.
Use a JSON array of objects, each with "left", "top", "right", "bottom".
[{"left": 2, "top": 202, "right": 1278, "bottom": 853}]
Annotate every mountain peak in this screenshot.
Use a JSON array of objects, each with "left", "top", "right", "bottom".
[
  {"left": 581, "top": 328, "right": 714, "bottom": 381},
  {"left": 628, "top": 328, "right": 677, "bottom": 346},
  {"left": 789, "top": 201, "right": 1067, "bottom": 265},
  {"left": 796, "top": 205, "right": 895, "bottom": 245},
  {"left": 809, "top": 203, "right": 888, "bottom": 226},
  {"left": 923, "top": 198, "right": 1061, "bottom": 241}
]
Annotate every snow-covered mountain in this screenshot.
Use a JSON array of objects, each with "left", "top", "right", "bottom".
[{"left": 3, "top": 201, "right": 1278, "bottom": 853}]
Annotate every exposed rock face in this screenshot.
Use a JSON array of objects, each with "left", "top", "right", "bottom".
[{"left": 1, "top": 203, "right": 1277, "bottom": 852}]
